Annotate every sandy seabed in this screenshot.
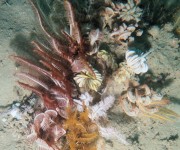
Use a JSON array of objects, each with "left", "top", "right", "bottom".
[{"left": 0, "top": 0, "right": 180, "bottom": 150}]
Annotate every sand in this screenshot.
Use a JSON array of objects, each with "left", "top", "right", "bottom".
[{"left": 0, "top": 0, "right": 179, "bottom": 150}]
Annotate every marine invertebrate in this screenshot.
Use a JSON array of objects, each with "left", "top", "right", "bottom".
[
  {"left": 74, "top": 93, "right": 115, "bottom": 121},
  {"left": 99, "top": 0, "right": 142, "bottom": 28},
  {"left": 12, "top": 0, "right": 103, "bottom": 115},
  {"left": 13, "top": 52, "right": 73, "bottom": 118},
  {"left": 89, "top": 95, "right": 115, "bottom": 121},
  {"left": 74, "top": 69, "right": 102, "bottom": 92},
  {"left": 98, "top": 0, "right": 143, "bottom": 45},
  {"left": 125, "top": 49, "right": 153, "bottom": 74},
  {"left": 74, "top": 93, "right": 129, "bottom": 145},
  {"left": 112, "top": 62, "right": 133, "bottom": 84},
  {"left": 27, "top": 110, "right": 66, "bottom": 149},
  {"left": 74, "top": 93, "right": 130, "bottom": 146},
  {"left": 99, "top": 6, "right": 115, "bottom": 29},
  {"left": 110, "top": 23, "right": 136, "bottom": 45},
  {"left": 97, "top": 50, "right": 118, "bottom": 71},
  {"left": 88, "top": 29, "right": 102, "bottom": 55},
  {"left": 6, "top": 0, "right": 179, "bottom": 149},
  {"left": 98, "top": 126, "right": 129, "bottom": 145},
  {"left": 63, "top": 106, "right": 99, "bottom": 150},
  {"left": 11, "top": 1, "right": 103, "bottom": 149},
  {"left": 115, "top": 0, "right": 142, "bottom": 22},
  {"left": 73, "top": 92, "right": 93, "bottom": 112},
  {"left": 119, "top": 80, "right": 173, "bottom": 120}
]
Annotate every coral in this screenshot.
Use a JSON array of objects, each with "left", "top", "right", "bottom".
[
  {"left": 119, "top": 80, "right": 176, "bottom": 121},
  {"left": 74, "top": 94, "right": 115, "bottom": 121},
  {"left": 98, "top": 125, "right": 129, "bottom": 145},
  {"left": 9, "top": 0, "right": 179, "bottom": 149},
  {"left": 99, "top": 6, "right": 115, "bottom": 29},
  {"left": 115, "top": 0, "right": 142, "bottom": 22},
  {"left": 73, "top": 94, "right": 130, "bottom": 145},
  {"left": 12, "top": 0, "right": 104, "bottom": 119},
  {"left": 98, "top": 0, "right": 143, "bottom": 45},
  {"left": 88, "top": 29, "right": 102, "bottom": 55},
  {"left": 97, "top": 50, "right": 118, "bottom": 71},
  {"left": 13, "top": 52, "right": 73, "bottom": 117},
  {"left": 125, "top": 49, "right": 153, "bottom": 74},
  {"left": 74, "top": 69, "right": 102, "bottom": 92},
  {"left": 89, "top": 95, "right": 115, "bottom": 121},
  {"left": 110, "top": 23, "right": 136, "bottom": 45},
  {"left": 11, "top": 1, "right": 104, "bottom": 149},
  {"left": 73, "top": 92, "right": 93, "bottom": 112},
  {"left": 99, "top": 0, "right": 142, "bottom": 27},
  {"left": 27, "top": 110, "right": 66, "bottom": 150},
  {"left": 63, "top": 106, "right": 99, "bottom": 150},
  {"left": 112, "top": 62, "right": 133, "bottom": 84}
]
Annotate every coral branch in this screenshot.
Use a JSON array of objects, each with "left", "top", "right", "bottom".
[
  {"left": 12, "top": 55, "right": 51, "bottom": 77},
  {"left": 28, "top": 0, "right": 53, "bottom": 38},
  {"left": 98, "top": 125, "right": 129, "bottom": 145},
  {"left": 90, "top": 95, "right": 115, "bottom": 120},
  {"left": 15, "top": 72, "right": 49, "bottom": 90}
]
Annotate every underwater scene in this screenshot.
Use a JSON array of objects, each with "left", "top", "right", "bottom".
[{"left": 0, "top": 0, "right": 180, "bottom": 149}]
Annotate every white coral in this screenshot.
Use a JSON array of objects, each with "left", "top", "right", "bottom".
[
  {"left": 74, "top": 95, "right": 115, "bottom": 121},
  {"left": 89, "top": 95, "right": 115, "bottom": 120},
  {"left": 98, "top": 125, "right": 129, "bottom": 145},
  {"left": 125, "top": 49, "right": 153, "bottom": 74},
  {"left": 74, "top": 94, "right": 129, "bottom": 145},
  {"left": 73, "top": 92, "right": 93, "bottom": 112}
]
